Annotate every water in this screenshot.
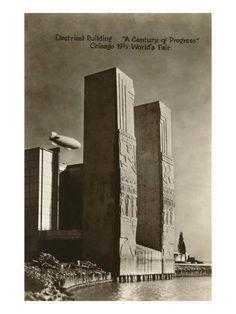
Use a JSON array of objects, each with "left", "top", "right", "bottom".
[{"left": 70, "top": 277, "right": 211, "bottom": 301}]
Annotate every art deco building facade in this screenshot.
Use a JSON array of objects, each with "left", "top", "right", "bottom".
[
  {"left": 25, "top": 68, "right": 175, "bottom": 278},
  {"left": 135, "top": 102, "right": 175, "bottom": 274}
]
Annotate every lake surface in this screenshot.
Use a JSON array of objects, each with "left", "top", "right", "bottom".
[{"left": 70, "top": 277, "right": 211, "bottom": 301}]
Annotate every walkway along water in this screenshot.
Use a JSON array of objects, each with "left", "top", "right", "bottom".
[
  {"left": 63, "top": 265, "right": 211, "bottom": 292},
  {"left": 63, "top": 264, "right": 211, "bottom": 291}
]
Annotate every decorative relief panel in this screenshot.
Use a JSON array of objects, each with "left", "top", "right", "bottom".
[
  {"left": 161, "top": 153, "right": 175, "bottom": 256},
  {"left": 119, "top": 130, "right": 137, "bottom": 219},
  {"left": 162, "top": 154, "right": 174, "bottom": 202},
  {"left": 119, "top": 130, "right": 138, "bottom": 258},
  {"left": 116, "top": 70, "right": 135, "bottom": 136},
  {"left": 162, "top": 208, "right": 174, "bottom": 226},
  {"left": 160, "top": 115, "right": 167, "bottom": 154}
]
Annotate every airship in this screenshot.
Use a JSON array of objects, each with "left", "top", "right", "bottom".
[{"left": 49, "top": 132, "right": 81, "bottom": 150}]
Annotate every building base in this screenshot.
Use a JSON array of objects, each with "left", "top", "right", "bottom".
[{"left": 116, "top": 273, "right": 174, "bottom": 283}]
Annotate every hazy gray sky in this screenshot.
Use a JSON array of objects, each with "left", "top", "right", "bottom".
[{"left": 25, "top": 13, "right": 211, "bottom": 261}]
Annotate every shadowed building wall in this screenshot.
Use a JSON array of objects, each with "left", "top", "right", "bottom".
[
  {"left": 82, "top": 68, "right": 137, "bottom": 275},
  {"left": 134, "top": 102, "right": 175, "bottom": 273},
  {"left": 59, "top": 164, "right": 83, "bottom": 230},
  {"left": 39, "top": 229, "right": 82, "bottom": 262}
]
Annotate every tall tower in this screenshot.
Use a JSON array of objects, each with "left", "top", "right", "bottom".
[
  {"left": 25, "top": 147, "right": 60, "bottom": 261},
  {"left": 82, "top": 68, "right": 137, "bottom": 275},
  {"left": 134, "top": 101, "right": 175, "bottom": 273}
]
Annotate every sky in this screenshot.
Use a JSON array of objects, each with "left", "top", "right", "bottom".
[{"left": 25, "top": 13, "right": 211, "bottom": 261}]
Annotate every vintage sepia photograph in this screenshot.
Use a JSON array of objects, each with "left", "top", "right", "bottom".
[{"left": 24, "top": 13, "right": 211, "bottom": 301}]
